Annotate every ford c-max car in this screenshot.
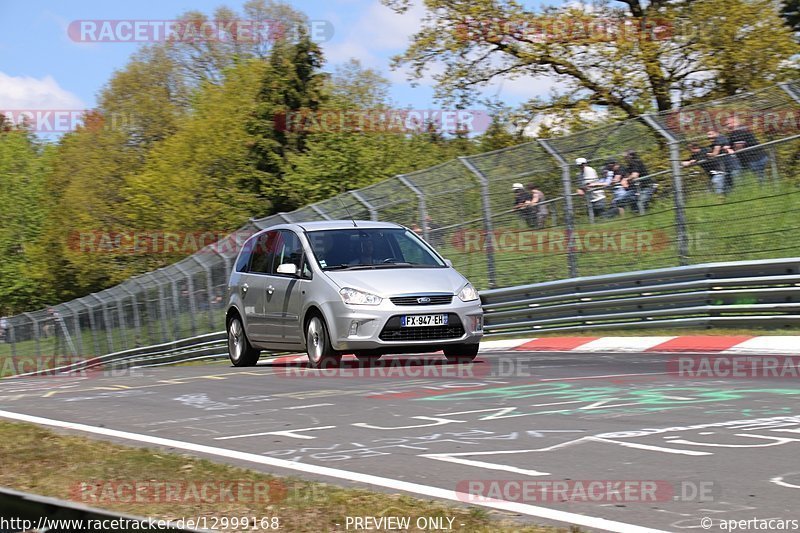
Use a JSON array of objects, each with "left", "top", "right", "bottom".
[{"left": 225, "top": 221, "right": 483, "bottom": 368}]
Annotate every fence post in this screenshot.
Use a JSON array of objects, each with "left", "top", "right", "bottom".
[
  {"left": 310, "top": 203, "right": 332, "bottom": 220},
  {"left": 7, "top": 321, "right": 16, "bottom": 357},
  {"left": 78, "top": 297, "right": 100, "bottom": 356},
  {"left": 175, "top": 263, "right": 197, "bottom": 337},
  {"left": 397, "top": 175, "right": 430, "bottom": 242},
  {"left": 62, "top": 302, "right": 84, "bottom": 356},
  {"left": 119, "top": 284, "right": 142, "bottom": 349},
  {"left": 90, "top": 294, "right": 115, "bottom": 354},
  {"left": 112, "top": 291, "right": 128, "bottom": 351},
  {"left": 22, "top": 312, "right": 39, "bottom": 357},
  {"left": 642, "top": 114, "right": 689, "bottom": 265},
  {"left": 153, "top": 272, "right": 170, "bottom": 343},
  {"left": 350, "top": 191, "right": 378, "bottom": 221},
  {"left": 778, "top": 82, "right": 800, "bottom": 104},
  {"left": 538, "top": 139, "right": 579, "bottom": 278},
  {"left": 458, "top": 156, "right": 497, "bottom": 289}
]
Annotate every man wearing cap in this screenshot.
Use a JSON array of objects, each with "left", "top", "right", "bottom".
[
  {"left": 575, "top": 157, "right": 608, "bottom": 218},
  {"left": 512, "top": 182, "right": 535, "bottom": 227}
]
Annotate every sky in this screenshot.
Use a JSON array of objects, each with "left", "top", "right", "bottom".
[{"left": 0, "top": 0, "right": 555, "bottom": 125}]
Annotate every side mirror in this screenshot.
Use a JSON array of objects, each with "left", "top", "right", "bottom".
[
  {"left": 276, "top": 263, "right": 298, "bottom": 276},
  {"left": 443, "top": 258, "right": 453, "bottom": 268}
]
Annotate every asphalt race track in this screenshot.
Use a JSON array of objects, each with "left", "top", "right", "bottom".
[{"left": 1, "top": 350, "right": 799, "bottom": 532}]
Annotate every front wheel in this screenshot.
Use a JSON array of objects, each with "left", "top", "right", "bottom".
[
  {"left": 306, "top": 315, "right": 342, "bottom": 369},
  {"left": 443, "top": 343, "right": 479, "bottom": 363},
  {"left": 227, "top": 315, "right": 260, "bottom": 367}
]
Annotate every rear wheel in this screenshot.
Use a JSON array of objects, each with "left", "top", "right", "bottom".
[
  {"left": 306, "top": 315, "right": 342, "bottom": 369},
  {"left": 227, "top": 315, "right": 260, "bottom": 367},
  {"left": 443, "top": 343, "right": 479, "bottom": 363}
]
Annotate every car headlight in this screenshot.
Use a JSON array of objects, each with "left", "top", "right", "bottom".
[
  {"left": 339, "top": 287, "right": 383, "bottom": 305},
  {"left": 457, "top": 283, "right": 479, "bottom": 302}
]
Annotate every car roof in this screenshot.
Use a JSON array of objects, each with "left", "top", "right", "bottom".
[{"left": 293, "top": 220, "right": 403, "bottom": 231}]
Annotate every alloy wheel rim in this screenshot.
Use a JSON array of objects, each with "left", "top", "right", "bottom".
[
  {"left": 307, "top": 318, "right": 322, "bottom": 363},
  {"left": 229, "top": 319, "right": 243, "bottom": 362}
]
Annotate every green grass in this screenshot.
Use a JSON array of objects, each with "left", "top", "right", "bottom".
[{"left": 443, "top": 175, "right": 800, "bottom": 291}]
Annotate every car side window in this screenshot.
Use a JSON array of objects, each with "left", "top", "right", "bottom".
[
  {"left": 235, "top": 236, "right": 255, "bottom": 272},
  {"left": 249, "top": 231, "right": 278, "bottom": 274},
  {"left": 272, "top": 230, "right": 305, "bottom": 275}
]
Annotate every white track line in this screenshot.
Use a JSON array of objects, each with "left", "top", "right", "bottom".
[{"left": 0, "top": 409, "right": 667, "bottom": 533}]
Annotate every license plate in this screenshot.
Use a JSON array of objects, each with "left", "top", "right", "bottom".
[{"left": 401, "top": 314, "right": 448, "bottom": 327}]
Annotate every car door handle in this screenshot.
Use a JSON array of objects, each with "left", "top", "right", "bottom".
[
  {"left": 241, "top": 283, "right": 249, "bottom": 294},
  {"left": 267, "top": 285, "right": 275, "bottom": 295}
]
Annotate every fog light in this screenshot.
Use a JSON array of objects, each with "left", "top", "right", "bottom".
[
  {"left": 349, "top": 321, "right": 359, "bottom": 336},
  {"left": 469, "top": 316, "right": 483, "bottom": 333}
]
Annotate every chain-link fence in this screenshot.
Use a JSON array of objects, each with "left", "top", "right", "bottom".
[{"left": 1, "top": 81, "right": 798, "bottom": 360}]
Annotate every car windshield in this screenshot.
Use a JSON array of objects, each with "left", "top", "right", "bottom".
[{"left": 307, "top": 228, "right": 446, "bottom": 270}]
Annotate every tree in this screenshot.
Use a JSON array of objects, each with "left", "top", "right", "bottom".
[
  {"left": 384, "top": 0, "right": 799, "bottom": 118},
  {"left": 781, "top": 0, "right": 800, "bottom": 36},
  {"left": 246, "top": 30, "right": 326, "bottom": 212},
  {"left": 0, "top": 129, "right": 53, "bottom": 313}
]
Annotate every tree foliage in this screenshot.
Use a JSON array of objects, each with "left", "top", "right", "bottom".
[{"left": 384, "top": 0, "right": 799, "bottom": 118}]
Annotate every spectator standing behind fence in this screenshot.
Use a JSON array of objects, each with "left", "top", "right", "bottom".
[
  {"left": 512, "top": 182, "right": 536, "bottom": 227},
  {"left": 609, "top": 161, "right": 637, "bottom": 217},
  {"left": 624, "top": 150, "right": 656, "bottom": 213},
  {"left": 706, "top": 129, "right": 740, "bottom": 192},
  {"left": 682, "top": 143, "right": 726, "bottom": 194},
  {"left": 527, "top": 183, "right": 548, "bottom": 229},
  {"left": 0, "top": 316, "right": 7, "bottom": 343},
  {"left": 575, "top": 157, "right": 610, "bottom": 219},
  {"left": 725, "top": 116, "right": 769, "bottom": 184}
]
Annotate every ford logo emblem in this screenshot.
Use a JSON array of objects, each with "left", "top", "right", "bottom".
[{"left": 417, "top": 297, "right": 431, "bottom": 304}]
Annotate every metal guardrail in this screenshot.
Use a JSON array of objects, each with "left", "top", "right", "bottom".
[
  {"left": 4, "top": 257, "right": 798, "bottom": 378},
  {"left": 481, "top": 257, "right": 800, "bottom": 335},
  {"left": 0, "top": 486, "right": 205, "bottom": 532}
]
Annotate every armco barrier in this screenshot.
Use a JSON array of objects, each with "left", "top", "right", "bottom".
[
  {"left": 481, "top": 257, "right": 800, "bottom": 335},
  {"left": 5, "top": 257, "right": 798, "bottom": 377}
]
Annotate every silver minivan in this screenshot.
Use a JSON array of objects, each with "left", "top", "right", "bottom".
[{"left": 225, "top": 221, "right": 483, "bottom": 368}]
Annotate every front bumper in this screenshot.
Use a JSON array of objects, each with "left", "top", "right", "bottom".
[{"left": 319, "top": 297, "right": 484, "bottom": 352}]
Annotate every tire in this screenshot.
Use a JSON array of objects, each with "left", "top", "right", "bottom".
[
  {"left": 305, "top": 314, "right": 342, "bottom": 369},
  {"left": 227, "top": 315, "right": 261, "bottom": 367},
  {"left": 443, "top": 343, "right": 480, "bottom": 363}
]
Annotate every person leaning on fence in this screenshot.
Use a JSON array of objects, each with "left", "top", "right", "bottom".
[
  {"left": 706, "top": 129, "right": 740, "bottom": 192},
  {"left": 527, "top": 183, "right": 549, "bottom": 229},
  {"left": 575, "top": 157, "right": 612, "bottom": 219},
  {"left": 512, "top": 182, "right": 536, "bottom": 227},
  {"left": 609, "top": 162, "right": 637, "bottom": 217},
  {"left": 725, "top": 116, "right": 769, "bottom": 184},
  {"left": 624, "top": 150, "right": 657, "bottom": 213},
  {"left": 682, "top": 142, "right": 726, "bottom": 195}
]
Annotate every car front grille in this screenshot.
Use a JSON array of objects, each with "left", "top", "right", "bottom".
[
  {"left": 390, "top": 294, "right": 453, "bottom": 306},
  {"left": 379, "top": 314, "right": 464, "bottom": 341}
]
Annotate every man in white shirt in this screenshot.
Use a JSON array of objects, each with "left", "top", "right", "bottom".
[{"left": 575, "top": 157, "right": 609, "bottom": 218}]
